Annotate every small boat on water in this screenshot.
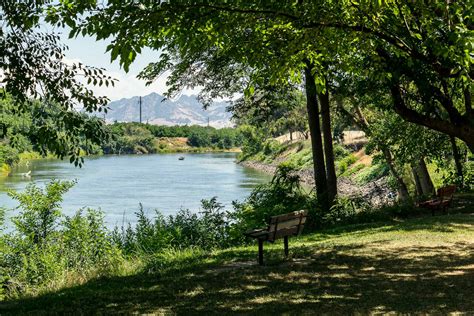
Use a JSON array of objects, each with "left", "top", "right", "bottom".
[{"left": 178, "top": 156, "right": 185, "bottom": 160}]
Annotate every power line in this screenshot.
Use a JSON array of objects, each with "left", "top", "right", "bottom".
[{"left": 139, "top": 96, "right": 142, "bottom": 123}]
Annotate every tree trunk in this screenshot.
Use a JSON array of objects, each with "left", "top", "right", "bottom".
[
  {"left": 416, "top": 158, "right": 435, "bottom": 196},
  {"left": 319, "top": 88, "right": 337, "bottom": 206},
  {"left": 412, "top": 164, "right": 424, "bottom": 197},
  {"left": 304, "top": 63, "right": 329, "bottom": 211},
  {"left": 382, "top": 148, "right": 409, "bottom": 201},
  {"left": 464, "top": 87, "right": 472, "bottom": 116},
  {"left": 450, "top": 136, "right": 464, "bottom": 188}
]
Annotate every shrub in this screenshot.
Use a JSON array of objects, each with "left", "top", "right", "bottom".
[
  {"left": 62, "top": 209, "right": 122, "bottom": 271},
  {"left": 333, "top": 143, "right": 350, "bottom": 159},
  {"left": 113, "top": 198, "right": 233, "bottom": 255},
  {"left": 336, "top": 154, "right": 357, "bottom": 176},
  {"left": 231, "top": 163, "right": 313, "bottom": 237},
  {"left": 1, "top": 181, "right": 122, "bottom": 298},
  {"left": 354, "top": 163, "right": 390, "bottom": 184},
  {"left": 10, "top": 180, "right": 75, "bottom": 245},
  {"left": 0, "top": 144, "right": 19, "bottom": 166}
]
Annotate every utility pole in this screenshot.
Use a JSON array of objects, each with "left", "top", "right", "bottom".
[
  {"left": 207, "top": 117, "right": 210, "bottom": 127},
  {"left": 139, "top": 96, "right": 142, "bottom": 123}
]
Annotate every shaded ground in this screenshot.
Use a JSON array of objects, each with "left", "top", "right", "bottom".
[{"left": 2, "top": 211, "right": 474, "bottom": 315}]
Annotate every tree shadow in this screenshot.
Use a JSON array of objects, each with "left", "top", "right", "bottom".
[{"left": 2, "top": 237, "right": 473, "bottom": 314}]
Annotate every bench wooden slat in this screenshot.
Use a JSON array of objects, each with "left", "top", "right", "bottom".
[
  {"left": 269, "top": 227, "right": 299, "bottom": 241},
  {"left": 268, "top": 216, "right": 307, "bottom": 232},
  {"left": 244, "top": 229, "right": 269, "bottom": 239},
  {"left": 269, "top": 210, "right": 307, "bottom": 223}
]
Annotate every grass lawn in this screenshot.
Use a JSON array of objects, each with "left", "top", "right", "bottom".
[{"left": 2, "top": 211, "right": 474, "bottom": 314}]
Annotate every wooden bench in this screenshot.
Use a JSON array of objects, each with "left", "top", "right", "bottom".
[
  {"left": 418, "top": 185, "right": 456, "bottom": 216},
  {"left": 244, "top": 210, "right": 307, "bottom": 265}
]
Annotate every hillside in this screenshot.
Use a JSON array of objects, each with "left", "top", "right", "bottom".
[
  {"left": 3, "top": 212, "right": 473, "bottom": 314},
  {"left": 239, "top": 133, "right": 396, "bottom": 205},
  {"left": 104, "top": 93, "right": 233, "bottom": 128}
]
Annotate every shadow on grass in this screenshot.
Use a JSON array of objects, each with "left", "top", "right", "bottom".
[{"left": 2, "top": 213, "right": 473, "bottom": 314}]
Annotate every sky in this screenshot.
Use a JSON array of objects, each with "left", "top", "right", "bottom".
[{"left": 58, "top": 29, "right": 197, "bottom": 101}]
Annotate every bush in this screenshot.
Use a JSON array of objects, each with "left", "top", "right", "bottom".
[
  {"left": 333, "top": 143, "right": 350, "bottom": 159},
  {"left": 10, "top": 180, "right": 75, "bottom": 245},
  {"left": 0, "top": 144, "right": 19, "bottom": 166},
  {"left": 113, "top": 198, "right": 233, "bottom": 255},
  {"left": 231, "top": 163, "right": 314, "bottom": 236},
  {"left": 354, "top": 163, "right": 389, "bottom": 184},
  {"left": 337, "top": 154, "right": 357, "bottom": 176},
  {"left": 1, "top": 181, "right": 122, "bottom": 298}
]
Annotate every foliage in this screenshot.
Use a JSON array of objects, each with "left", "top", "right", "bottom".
[
  {"left": 103, "top": 124, "right": 155, "bottom": 154},
  {"left": 336, "top": 154, "right": 357, "bottom": 176},
  {"left": 354, "top": 163, "right": 390, "bottom": 185},
  {"left": 9, "top": 180, "right": 75, "bottom": 245},
  {"left": 112, "top": 198, "right": 233, "bottom": 255},
  {"left": 237, "top": 125, "right": 266, "bottom": 158},
  {"left": 0, "top": 96, "right": 109, "bottom": 167},
  {"left": 1, "top": 1, "right": 116, "bottom": 164},
  {"left": 103, "top": 123, "right": 242, "bottom": 154},
  {"left": 232, "top": 163, "right": 314, "bottom": 235},
  {"left": 1, "top": 181, "right": 122, "bottom": 298}
]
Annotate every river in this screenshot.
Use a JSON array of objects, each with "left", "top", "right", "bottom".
[{"left": 0, "top": 153, "right": 270, "bottom": 228}]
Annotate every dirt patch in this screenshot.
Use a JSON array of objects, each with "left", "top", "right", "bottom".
[{"left": 353, "top": 149, "right": 372, "bottom": 166}]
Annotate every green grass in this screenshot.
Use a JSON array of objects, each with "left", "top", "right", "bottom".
[{"left": 2, "top": 210, "right": 474, "bottom": 315}]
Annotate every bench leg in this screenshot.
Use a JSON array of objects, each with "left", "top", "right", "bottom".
[
  {"left": 258, "top": 239, "right": 264, "bottom": 266},
  {"left": 284, "top": 236, "right": 289, "bottom": 257}
]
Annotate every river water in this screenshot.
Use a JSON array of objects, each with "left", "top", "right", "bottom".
[{"left": 0, "top": 153, "right": 270, "bottom": 228}]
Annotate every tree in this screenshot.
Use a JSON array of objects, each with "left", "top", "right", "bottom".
[
  {"left": 1, "top": 1, "right": 115, "bottom": 164},
  {"left": 52, "top": 1, "right": 346, "bottom": 209}
]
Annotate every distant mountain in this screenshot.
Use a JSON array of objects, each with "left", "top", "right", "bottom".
[{"left": 104, "top": 93, "right": 233, "bottom": 128}]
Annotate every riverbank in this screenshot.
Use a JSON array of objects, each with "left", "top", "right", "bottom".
[
  {"left": 238, "top": 138, "right": 395, "bottom": 206},
  {"left": 240, "top": 159, "right": 394, "bottom": 206}
]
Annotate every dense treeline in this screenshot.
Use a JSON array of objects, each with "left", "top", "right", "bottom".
[
  {"left": 0, "top": 96, "right": 104, "bottom": 172},
  {"left": 102, "top": 123, "right": 243, "bottom": 154},
  {"left": 0, "top": 97, "right": 243, "bottom": 165}
]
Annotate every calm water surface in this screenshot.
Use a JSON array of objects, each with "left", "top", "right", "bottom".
[{"left": 0, "top": 153, "right": 270, "bottom": 228}]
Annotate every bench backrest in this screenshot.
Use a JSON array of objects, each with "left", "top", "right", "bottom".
[
  {"left": 267, "top": 210, "right": 308, "bottom": 242},
  {"left": 437, "top": 185, "right": 456, "bottom": 201}
]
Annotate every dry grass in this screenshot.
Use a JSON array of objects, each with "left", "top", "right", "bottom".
[{"left": 2, "top": 213, "right": 474, "bottom": 315}]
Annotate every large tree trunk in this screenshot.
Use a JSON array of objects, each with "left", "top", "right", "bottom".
[
  {"left": 382, "top": 148, "right": 410, "bottom": 201},
  {"left": 416, "top": 158, "right": 435, "bottom": 196},
  {"left": 412, "top": 164, "right": 424, "bottom": 197},
  {"left": 319, "top": 87, "right": 337, "bottom": 206},
  {"left": 450, "top": 136, "right": 464, "bottom": 188},
  {"left": 304, "top": 63, "right": 329, "bottom": 211}
]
